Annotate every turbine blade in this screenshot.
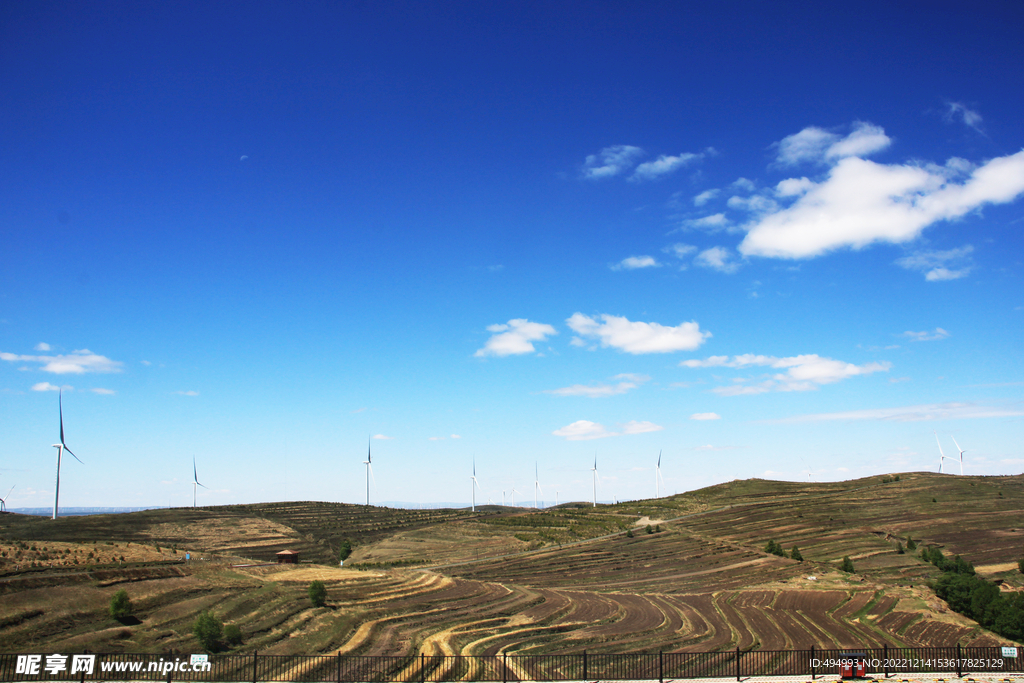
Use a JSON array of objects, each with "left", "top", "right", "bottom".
[
  {"left": 64, "top": 446, "right": 84, "bottom": 464},
  {"left": 658, "top": 450, "right": 662, "bottom": 468},
  {"left": 194, "top": 456, "right": 199, "bottom": 484},
  {"left": 369, "top": 463, "right": 377, "bottom": 492},
  {"left": 368, "top": 436, "right": 372, "bottom": 464},
  {"left": 951, "top": 436, "right": 963, "bottom": 454},
  {"left": 3, "top": 485, "right": 14, "bottom": 500},
  {"left": 935, "top": 432, "right": 945, "bottom": 457},
  {"left": 59, "top": 390, "right": 66, "bottom": 445}
]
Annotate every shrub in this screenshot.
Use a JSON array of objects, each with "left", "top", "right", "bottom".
[
  {"left": 309, "top": 580, "right": 327, "bottom": 607},
  {"left": 906, "top": 535, "right": 917, "bottom": 550},
  {"left": 626, "top": 529, "right": 634, "bottom": 538},
  {"left": 223, "top": 624, "right": 243, "bottom": 647},
  {"left": 109, "top": 589, "right": 132, "bottom": 620},
  {"left": 790, "top": 546, "right": 803, "bottom": 562},
  {"left": 1018, "top": 557, "right": 1024, "bottom": 575},
  {"left": 764, "top": 539, "right": 786, "bottom": 557},
  {"left": 839, "top": 556, "right": 855, "bottom": 573},
  {"left": 193, "top": 611, "right": 222, "bottom": 651},
  {"left": 645, "top": 524, "right": 653, "bottom": 535},
  {"left": 338, "top": 540, "right": 352, "bottom": 563},
  {"left": 896, "top": 542, "right": 905, "bottom": 555}
]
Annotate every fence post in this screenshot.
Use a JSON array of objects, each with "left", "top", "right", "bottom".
[
  {"left": 252, "top": 651, "right": 258, "bottom": 683},
  {"left": 503, "top": 652, "right": 507, "bottom": 683},
  {"left": 956, "top": 643, "right": 962, "bottom": 678},
  {"left": 811, "top": 645, "right": 815, "bottom": 680},
  {"left": 421, "top": 653, "right": 425, "bottom": 683},
  {"left": 883, "top": 644, "right": 888, "bottom": 678},
  {"left": 583, "top": 650, "right": 588, "bottom": 681},
  {"left": 659, "top": 651, "right": 664, "bottom": 683},
  {"left": 736, "top": 647, "right": 741, "bottom": 682},
  {"left": 337, "top": 651, "right": 341, "bottom": 683}
]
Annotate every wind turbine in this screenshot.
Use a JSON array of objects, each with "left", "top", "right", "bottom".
[
  {"left": 655, "top": 450, "right": 666, "bottom": 498},
  {"left": 52, "top": 389, "right": 83, "bottom": 520},
  {"left": 591, "top": 455, "right": 598, "bottom": 507},
  {"left": 534, "top": 462, "right": 543, "bottom": 509},
  {"left": 950, "top": 437, "right": 966, "bottom": 475},
  {"left": 0, "top": 485, "right": 14, "bottom": 512},
  {"left": 192, "top": 456, "right": 208, "bottom": 508},
  {"left": 363, "top": 437, "right": 376, "bottom": 506},
  {"left": 935, "top": 431, "right": 956, "bottom": 473},
  {"left": 511, "top": 486, "right": 520, "bottom": 507},
  {"left": 470, "top": 458, "right": 481, "bottom": 512}
]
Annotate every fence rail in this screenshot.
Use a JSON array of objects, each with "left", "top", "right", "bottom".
[{"left": 1, "top": 646, "right": 1020, "bottom": 682}]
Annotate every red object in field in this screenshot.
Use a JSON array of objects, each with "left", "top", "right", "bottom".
[{"left": 839, "top": 653, "right": 866, "bottom": 679}]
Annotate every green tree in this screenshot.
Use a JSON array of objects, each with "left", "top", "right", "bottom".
[
  {"left": 764, "top": 539, "right": 779, "bottom": 555},
  {"left": 896, "top": 541, "right": 905, "bottom": 554},
  {"left": 790, "top": 546, "right": 803, "bottom": 562},
  {"left": 906, "top": 535, "right": 916, "bottom": 550},
  {"left": 192, "top": 611, "right": 222, "bottom": 651},
  {"left": 839, "top": 556, "right": 855, "bottom": 573},
  {"left": 309, "top": 580, "right": 327, "bottom": 607},
  {"left": 223, "top": 624, "right": 243, "bottom": 647},
  {"left": 626, "top": 529, "right": 634, "bottom": 538},
  {"left": 109, "top": 589, "right": 133, "bottom": 620},
  {"left": 338, "top": 540, "right": 352, "bottom": 563},
  {"left": 1018, "top": 557, "right": 1024, "bottom": 574},
  {"left": 645, "top": 524, "right": 654, "bottom": 535}
]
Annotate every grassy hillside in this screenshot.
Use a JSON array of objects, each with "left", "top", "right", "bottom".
[{"left": 1, "top": 471, "right": 1021, "bottom": 655}]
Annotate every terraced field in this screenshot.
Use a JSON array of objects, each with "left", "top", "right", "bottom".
[{"left": 0, "top": 472, "right": 1021, "bottom": 656}]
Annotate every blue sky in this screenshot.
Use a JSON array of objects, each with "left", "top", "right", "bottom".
[{"left": 2, "top": 1, "right": 1022, "bottom": 510}]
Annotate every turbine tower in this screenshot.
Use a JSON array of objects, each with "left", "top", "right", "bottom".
[
  {"left": 591, "top": 455, "right": 598, "bottom": 507},
  {"left": 534, "top": 462, "right": 543, "bottom": 509},
  {"left": 935, "top": 431, "right": 956, "bottom": 473},
  {"left": 52, "top": 389, "right": 83, "bottom": 520},
  {"left": 192, "top": 456, "right": 209, "bottom": 508},
  {"left": 363, "top": 437, "right": 376, "bottom": 506},
  {"left": 470, "top": 458, "right": 480, "bottom": 512},
  {"left": 511, "top": 486, "right": 520, "bottom": 507},
  {"left": 655, "top": 450, "right": 665, "bottom": 498},
  {"left": 951, "top": 437, "right": 966, "bottom": 476},
  {"left": 0, "top": 485, "right": 14, "bottom": 513}
]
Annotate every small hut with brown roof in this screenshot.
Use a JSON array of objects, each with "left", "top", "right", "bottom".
[{"left": 275, "top": 549, "right": 300, "bottom": 564}]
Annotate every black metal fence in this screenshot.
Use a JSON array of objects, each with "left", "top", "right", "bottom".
[{"left": 1, "top": 646, "right": 1019, "bottom": 682}]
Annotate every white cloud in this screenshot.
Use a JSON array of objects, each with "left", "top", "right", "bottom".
[
  {"left": 825, "top": 122, "right": 891, "bottom": 160},
  {"left": 631, "top": 152, "right": 701, "bottom": 181},
  {"left": 621, "top": 420, "right": 663, "bottom": 434},
  {"left": 34, "top": 342, "right": 51, "bottom": 351},
  {"left": 174, "top": 390, "right": 199, "bottom": 396},
  {"left": 727, "top": 194, "right": 778, "bottom": 215},
  {"left": 475, "top": 318, "right": 557, "bottom": 357},
  {"left": 372, "top": 434, "right": 393, "bottom": 440},
  {"left": 765, "top": 401, "right": 1024, "bottom": 424},
  {"left": 663, "top": 243, "right": 698, "bottom": 260},
  {"left": 552, "top": 418, "right": 662, "bottom": 440},
  {"left": 680, "top": 213, "right": 730, "bottom": 231},
  {"left": 582, "top": 145, "right": 645, "bottom": 179},
  {"left": 31, "top": 382, "right": 62, "bottom": 392},
  {"left": 681, "top": 353, "right": 890, "bottom": 393},
  {"left": 612, "top": 255, "right": 660, "bottom": 270},
  {"left": 567, "top": 313, "right": 711, "bottom": 354},
  {"left": 945, "top": 102, "right": 984, "bottom": 134},
  {"left": 552, "top": 420, "right": 615, "bottom": 441},
  {"left": 545, "top": 373, "right": 650, "bottom": 398},
  {"left": 694, "top": 189, "right": 720, "bottom": 206},
  {"left": 694, "top": 246, "right": 741, "bottom": 273},
  {"left": 895, "top": 245, "right": 974, "bottom": 281},
  {"left": 739, "top": 142, "right": 1024, "bottom": 258},
  {"left": 690, "top": 412, "right": 721, "bottom": 420},
  {"left": 731, "top": 177, "right": 757, "bottom": 192},
  {"left": 90, "top": 388, "right": 116, "bottom": 395},
  {"left": 1, "top": 348, "right": 123, "bottom": 374},
  {"left": 902, "top": 328, "right": 950, "bottom": 342},
  {"left": 450, "top": 434, "right": 461, "bottom": 439},
  {"left": 141, "top": 360, "right": 152, "bottom": 366},
  {"left": 775, "top": 177, "right": 815, "bottom": 197},
  {"left": 428, "top": 436, "right": 445, "bottom": 441},
  {"left": 774, "top": 122, "right": 890, "bottom": 166}
]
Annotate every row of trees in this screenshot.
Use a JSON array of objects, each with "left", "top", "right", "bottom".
[{"left": 764, "top": 539, "right": 803, "bottom": 561}]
